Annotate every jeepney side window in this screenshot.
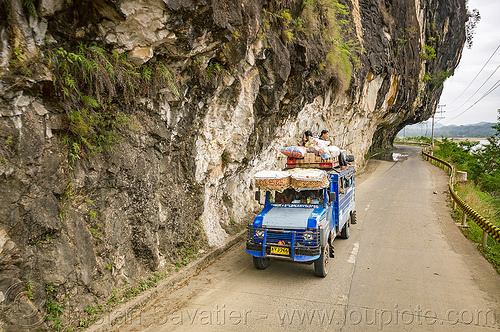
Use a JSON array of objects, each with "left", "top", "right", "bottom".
[
  {"left": 346, "top": 176, "right": 351, "bottom": 187},
  {"left": 268, "top": 191, "right": 275, "bottom": 203},
  {"left": 339, "top": 177, "right": 345, "bottom": 194}
]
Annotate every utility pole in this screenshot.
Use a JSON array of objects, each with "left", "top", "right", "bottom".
[
  {"left": 431, "top": 105, "right": 446, "bottom": 150},
  {"left": 431, "top": 116, "right": 435, "bottom": 147}
]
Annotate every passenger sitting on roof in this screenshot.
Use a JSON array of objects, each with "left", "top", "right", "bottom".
[
  {"left": 339, "top": 151, "right": 348, "bottom": 170},
  {"left": 301, "top": 130, "right": 313, "bottom": 147},
  {"left": 321, "top": 129, "right": 349, "bottom": 170}
]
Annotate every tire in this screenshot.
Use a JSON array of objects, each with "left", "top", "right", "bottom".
[
  {"left": 314, "top": 244, "right": 329, "bottom": 277},
  {"left": 253, "top": 256, "right": 271, "bottom": 270},
  {"left": 340, "top": 217, "right": 350, "bottom": 239},
  {"left": 351, "top": 210, "right": 357, "bottom": 224},
  {"left": 329, "top": 243, "right": 335, "bottom": 258}
]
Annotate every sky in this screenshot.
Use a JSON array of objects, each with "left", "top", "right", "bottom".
[{"left": 435, "top": 0, "right": 500, "bottom": 126}]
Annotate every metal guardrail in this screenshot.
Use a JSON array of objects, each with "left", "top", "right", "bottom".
[{"left": 420, "top": 146, "right": 500, "bottom": 244}]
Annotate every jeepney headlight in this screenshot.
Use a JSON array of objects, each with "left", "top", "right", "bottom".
[
  {"left": 303, "top": 231, "right": 313, "bottom": 241},
  {"left": 255, "top": 229, "right": 265, "bottom": 239}
]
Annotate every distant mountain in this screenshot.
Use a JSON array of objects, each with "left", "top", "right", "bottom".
[{"left": 397, "top": 122, "right": 496, "bottom": 138}]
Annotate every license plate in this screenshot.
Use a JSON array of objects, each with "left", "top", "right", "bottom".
[{"left": 270, "top": 246, "right": 289, "bottom": 256}]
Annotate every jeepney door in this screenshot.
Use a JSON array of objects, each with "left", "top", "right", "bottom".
[{"left": 326, "top": 180, "right": 336, "bottom": 233}]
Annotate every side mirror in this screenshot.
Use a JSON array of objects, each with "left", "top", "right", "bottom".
[
  {"left": 329, "top": 192, "right": 336, "bottom": 202},
  {"left": 346, "top": 155, "right": 355, "bottom": 162},
  {"left": 254, "top": 191, "right": 261, "bottom": 202}
]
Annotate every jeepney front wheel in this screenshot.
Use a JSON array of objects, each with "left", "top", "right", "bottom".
[
  {"left": 253, "top": 257, "right": 271, "bottom": 270},
  {"left": 314, "top": 244, "right": 329, "bottom": 277}
]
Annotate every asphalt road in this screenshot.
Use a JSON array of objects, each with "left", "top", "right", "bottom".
[{"left": 115, "top": 145, "right": 500, "bottom": 331}]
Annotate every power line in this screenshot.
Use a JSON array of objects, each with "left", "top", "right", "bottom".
[
  {"left": 442, "top": 79, "right": 500, "bottom": 123},
  {"left": 445, "top": 44, "right": 500, "bottom": 106},
  {"left": 447, "top": 63, "right": 500, "bottom": 114},
  {"left": 481, "top": 79, "right": 500, "bottom": 96}
]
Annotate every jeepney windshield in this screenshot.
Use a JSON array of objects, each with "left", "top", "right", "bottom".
[{"left": 269, "top": 188, "right": 323, "bottom": 205}]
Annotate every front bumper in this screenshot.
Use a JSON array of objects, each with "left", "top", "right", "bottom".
[{"left": 246, "top": 227, "right": 321, "bottom": 262}]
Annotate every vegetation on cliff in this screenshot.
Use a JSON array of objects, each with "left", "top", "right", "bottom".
[
  {"left": 300, "top": 0, "right": 359, "bottom": 91},
  {"left": 8, "top": 43, "right": 183, "bottom": 160}
]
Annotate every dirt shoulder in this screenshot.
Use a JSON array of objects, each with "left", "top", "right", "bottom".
[
  {"left": 356, "top": 159, "right": 380, "bottom": 181},
  {"left": 86, "top": 231, "right": 246, "bottom": 332}
]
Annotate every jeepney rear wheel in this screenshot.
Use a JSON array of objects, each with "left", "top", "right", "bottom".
[
  {"left": 340, "top": 216, "right": 350, "bottom": 239},
  {"left": 351, "top": 211, "right": 357, "bottom": 224},
  {"left": 314, "top": 243, "right": 329, "bottom": 277},
  {"left": 253, "top": 257, "right": 271, "bottom": 270}
]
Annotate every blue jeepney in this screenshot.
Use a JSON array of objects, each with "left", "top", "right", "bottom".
[{"left": 246, "top": 166, "right": 356, "bottom": 277}]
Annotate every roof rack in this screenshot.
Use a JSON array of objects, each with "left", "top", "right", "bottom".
[{"left": 285, "top": 153, "right": 339, "bottom": 170}]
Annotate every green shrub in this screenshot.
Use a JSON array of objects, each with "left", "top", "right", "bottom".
[
  {"left": 428, "top": 71, "right": 452, "bottom": 87},
  {"left": 433, "top": 111, "right": 499, "bottom": 196},
  {"left": 279, "top": 9, "right": 292, "bottom": 25},
  {"left": 43, "top": 44, "right": 180, "bottom": 161},
  {"left": 22, "top": 0, "right": 38, "bottom": 19},
  {"left": 421, "top": 44, "right": 436, "bottom": 60}
]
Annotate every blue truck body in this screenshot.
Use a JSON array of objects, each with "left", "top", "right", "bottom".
[{"left": 246, "top": 166, "right": 356, "bottom": 277}]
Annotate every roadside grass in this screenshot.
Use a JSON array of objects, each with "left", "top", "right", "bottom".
[{"left": 451, "top": 182, "right": 500, "bottom": 274}]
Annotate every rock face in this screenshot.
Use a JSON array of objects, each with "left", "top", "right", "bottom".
[{"left": 0, "top": 0, "right": 467, "bottom": 329}]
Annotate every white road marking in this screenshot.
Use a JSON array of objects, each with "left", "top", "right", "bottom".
[
  {"left": 365, "top": 203, "right": 371, "bottom": 211},
  {"left": 347, "top": 242, "right": 359, "bottom": 264}
]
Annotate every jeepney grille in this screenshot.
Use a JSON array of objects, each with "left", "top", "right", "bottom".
[{"left": 247, "top": 227, "right": 319, "bottom": 246}]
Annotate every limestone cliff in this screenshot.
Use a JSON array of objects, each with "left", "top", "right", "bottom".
[{"left": 0, "top": 0, "right": 467, "bottom": 330}]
